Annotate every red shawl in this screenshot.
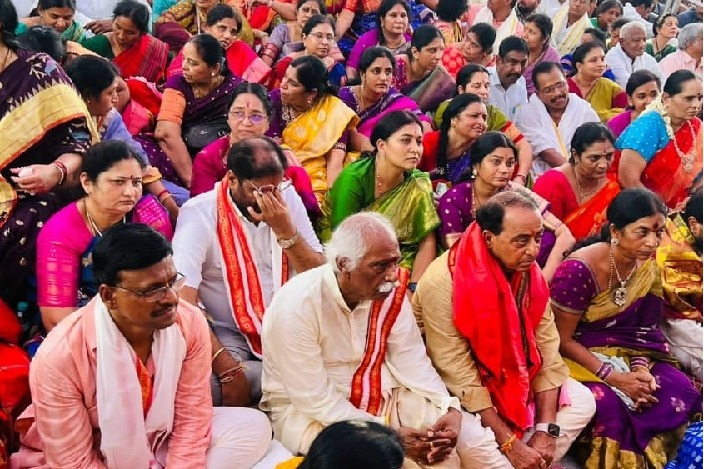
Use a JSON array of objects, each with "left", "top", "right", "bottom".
[
  {"left": 114, "top": 34, "right": 169, "bottom": 84},
  {"left": 450, "top": 222, "right": 548, "bottom": 433}
]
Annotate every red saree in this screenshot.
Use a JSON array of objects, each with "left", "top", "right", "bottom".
[
  {"left": 564, "top": 177, "right": 620, "bottom": 240},
  {"left": 449, "top": 223, "right": 548, "bottom": 434},
  {"left": 114, "top": 34, "right": 169, "bottom": 84}
]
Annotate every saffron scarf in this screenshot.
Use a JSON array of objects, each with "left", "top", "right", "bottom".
[
  {"left": 95, "top": 296, "right": 187, "bottom": 469},
  {"left": 349, "top": 268, "right": 410, "bottom": 415},
  {"left": 215, "top": 178, "right": 289, "bottom": 358},
  {"left": 113, "top": 34, "right": 169, "bottom": 83},
  {"left": 450, "top": 222, "right": 548, "bottom": 433}
]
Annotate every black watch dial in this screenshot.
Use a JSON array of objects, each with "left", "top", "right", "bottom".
[{"left": 547, "top": 423, "right": 560, "bottom": 438}]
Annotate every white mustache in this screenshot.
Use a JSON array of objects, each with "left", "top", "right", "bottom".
[{"left": 377, "top": 281, "right": 400, "bottom": 293}]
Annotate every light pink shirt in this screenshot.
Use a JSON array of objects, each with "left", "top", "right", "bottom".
[
  {"left": 12, "top": 299, "right": 213, "bottom": 469},
  {"left": 659, "top": 49, "right": 703, "bottom": 81}
]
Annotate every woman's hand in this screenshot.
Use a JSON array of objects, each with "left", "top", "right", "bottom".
[
  {"left": 606, "top": 370, "right": 659, "bottom": 409},
  {"left": 10, "top": 165, "right": 62, "bottom": 194}
]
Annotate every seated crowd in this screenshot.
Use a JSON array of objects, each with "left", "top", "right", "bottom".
[{"left": 0, "top": 0, "right": 702, "bottom": 466}]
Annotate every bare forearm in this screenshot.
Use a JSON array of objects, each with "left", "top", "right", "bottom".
[
  {"left": 56, "top": 153, "right": 83, "bottom": 187},
  {"left": 271, "top": 1, "right": 297, "bottom": 20},
  {"left": 327, "top": 149, "right": 345, "bottom": 187},
  {"left": 516, "top": 140, "right": 533, "bottom": 179},
  {"left": 541, "top": 229, "right": 574, "bottom": 283},
  {"left": 158, "top": 137, "right": 192, "bottom": 186},
  {"left": 478, "top": 407, "right": 514, "bottom": 444},
  {"left": 411, "top": 233, "right": 437, "bottom": 282},
  {"left": 534, "top": 388, "right": 559, "bottom": 423},
  {"left": 560, "top": 337, "right": 603, "bottom": 374},
  {"left": 284, "top": 242, "right": 325, "bottom": 273},
  {"left": 538, "top": 149, "right": 567, "bottom": 167},
  {"left": 336, "top": 9, "right": 355, "bottom": 39}
]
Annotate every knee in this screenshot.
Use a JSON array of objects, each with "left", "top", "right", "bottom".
[
  {"left": 212, "top": 407, "right": 272, "bottom": 446},
  {"left": 567, "top": 379, "right": 597, "bottom": 420}
]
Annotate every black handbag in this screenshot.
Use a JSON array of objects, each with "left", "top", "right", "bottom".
[{"left": 182, "top": 118, "right": 230, "bottom": 155}]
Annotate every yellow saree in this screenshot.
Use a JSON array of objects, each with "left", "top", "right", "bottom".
[{"left": 281, "top": 94, "right": 358, "bottom": 203}]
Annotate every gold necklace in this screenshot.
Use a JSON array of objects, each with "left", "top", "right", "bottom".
[
  {"left": 608, "top": 247, "right": 638, "bottom": 307},
  {"left": 573, "top": 167, "right": 599, "bottom": 201},
  {"left": 672, "top": 120, "right": 697, "bottom": 172},
  {"left": 84, "top": 200, "right": 125, "bottom": 237}
]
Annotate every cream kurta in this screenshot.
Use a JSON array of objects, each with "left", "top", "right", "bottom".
[{"left": 261, "top": 264, "right": 460, "bottom": 454}]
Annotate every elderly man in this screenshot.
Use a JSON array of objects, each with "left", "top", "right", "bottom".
[
  {"left": 466, "top": 0, "right": 524, "bottom": 55},
  {"left": 173, "top": 137, "right": 324, "bottom": 407},
  {"left": 550, "top": 0, "right": 595, "bottom": 56},
  {"left": 262, "top": 212, "right": 515, "bottom": 468},
  {"left": 488, "top": 37, "right": 530, "bottom": 121},
  {"left": 660, "top": 23, "right": 703, "bottom": 81},
  {"left": 657, "top": 189, "right": 703, "bottom": 383},
  {"left": 413, "top": 192, "right": 596, "bottom": 469},
  {"left": 515, "top": 61, "right": 599, "bottom": 178},
  {"left": 12, "top": 224, "right": 275, "bottom": 469},
  {"left": 606, "top": 21, "right": 663, "bottom": 89}
]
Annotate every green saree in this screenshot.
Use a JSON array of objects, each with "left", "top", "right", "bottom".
[{"left": 320, "top": 156, "right": 440, "bottom": 269}]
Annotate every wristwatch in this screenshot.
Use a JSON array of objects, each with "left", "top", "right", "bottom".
[
  {"left": 534, "top": 423, "right": 560, "bottom": 438},
  {"left": 277, "top": 230, "right": 300, "bottom": 249}
]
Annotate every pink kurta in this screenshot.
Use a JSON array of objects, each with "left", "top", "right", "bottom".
[{"left": 11, "top": 299, "right": 213, "bottom": 469}]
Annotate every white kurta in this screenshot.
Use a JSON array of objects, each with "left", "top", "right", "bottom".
[
  {"left": 606, "top": 44, "right": 664, "bottom": 89},
  {"left": 515, "top": 93, "right": 600, "bottom": 178},
  {"left": 260, "top": 264, "right": 460, "bottom": 453}
]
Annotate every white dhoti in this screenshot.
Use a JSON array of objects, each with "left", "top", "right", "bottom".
[{"left": 662, "top": 319, "right": 703, "bottom": 383}]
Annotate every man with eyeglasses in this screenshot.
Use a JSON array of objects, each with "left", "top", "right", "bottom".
[
  {"left": 412, "top": 191, "right": 595, "bottom": 469},
  {"left": 515, "top": 61, "right": 599, "bottom": 179},
  {"left": 172, "top": 136, "right": 324, "bottom": 408},
  {"left": 12, "top": 223, "right": 281, "bottom": 468}
]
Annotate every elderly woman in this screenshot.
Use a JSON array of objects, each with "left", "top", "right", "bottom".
[
  {"left": 0, "top": 0, "right": 97, "bottom": 309},
  {"left": 394, "top": 24, "right": 454, "bottom": 113},
  {"left": 134, "top": 33, "right": 243, "bottom": 189},
  {"left": 645, "top": 13, "right": 678, "bottom": 62},
  {"left": 568, "top": 41, "right": 628, "bottom": 122},
  {"left": 441, "top": 22, "right": 496, "bottom": 79},
  {"left": 616, "top": 70, "right": 702, "bottom": 208},
  {"left": 16, "top": 0, "right": 86, "bottom": 42},
  {"left": 589, "top": 0, "right": 622, "bottom": 34},
  {"left": 340, "top": 47, "right": 431, "bottom": 152},
  {"left": 260, "top": 0, "right": 327, "bottom": 66},
  {"left": 551, "top": 188, "right": 701, "bottom": 469},
  {"left": 36, "top": 141, "right": 173, "bottom": 331},
  {"left": 659, "top": 23, "right": 703, "bottom": 81},
  {"left": 270, "top": 15, "right": 346, "bottom": 87},
  {"left": 80, "top": 0, "right": 169, "bottom": 83},
  {"left": 533, "top": 122, "right": 620, "bottom": 240},
  {"left": 190, "top": 82, "right": 320, "bottom": 218},
  {"left": 167, "top": 4, "right": 270, "bottom": 83},
  {"left": 607, "top": 70, "right": 661, "bottom": 137},
  {"left": 346, "top": 0, "right": 412, "bottom": 81},
  {"left": 436, "top": 132, "right": 575, "bottom": 281},
  {"left": 523, "top": 13, "right": 561, "bottom": 95}
]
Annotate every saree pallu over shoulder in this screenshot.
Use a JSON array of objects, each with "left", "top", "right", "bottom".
[
  {"left": 403, "top": 65, "right": 455, "bottom": 113},
  {"left": 281, "top": 94, "right": 358, "bottom": 197},
  {"left": 0, "top": 55, "right": 97, "bottom": 171},
  {"left": 656, "top": 214, "right": 703, "bottom": 321},
  {"left": 643, "top": 117, "right": 702, "bottom": 209},
  {"left": 113, "top": 34, "right": 169, "bottom": 83},
  {"left": 355, "top": 89, "right": 427, "bottom": 138},
  {"left": 564, "top": 177, "right": 620, "bottom": 240},
  {"left": 366, "top": 172, "right": 439, "bottom": 269}
]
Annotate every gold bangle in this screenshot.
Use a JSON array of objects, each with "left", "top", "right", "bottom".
[{"left": 212, "top": 346, "right": 226, "bottom": 363}]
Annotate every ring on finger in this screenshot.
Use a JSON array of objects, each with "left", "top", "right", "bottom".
[{"left": 539, "top": 459, "right": 547, "bottom": 468}]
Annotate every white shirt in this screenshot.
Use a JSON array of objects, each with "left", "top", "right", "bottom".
[
  {"left": 261, "top": 264, "right": 460, "bottom": 449},
  {"left": 622, "top": 3, "right": 655, "bottom": 38},
  {"left": 172, "top": 186, "right": 322, "bottom": 332},
  {"left": 488, "top": 67, "right": 528, "bottom": 122},
  {"left": 605, "top": 44, "right": 663, "bottom": 89},
  {"left": 536, "top": 0, "right": 564, "bottom": 15}
]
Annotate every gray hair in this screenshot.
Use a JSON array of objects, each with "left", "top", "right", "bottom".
[
  {"left": 620, "top": 21, "right": 646, "bottom": 39},
  {"left": 679, "top": 23, "right": 703, "bottom": 50},
  {"left": 325, "top": 212, "right": 397, "bottom": 273}
]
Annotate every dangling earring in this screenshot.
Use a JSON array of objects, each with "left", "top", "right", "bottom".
[
  {"left": 211, "top": 72, "right": 216, "bottom": 77},
  {"left": 471, "top": 169, "right": 478, "bottom": 179},
  {"left": 611, "top": 238, "right": 619, "bottom": 246}
]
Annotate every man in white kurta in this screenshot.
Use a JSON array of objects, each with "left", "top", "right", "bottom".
[
  {"left": 605, "top": 22, "right": 663, "bottom": 89},
  {"left": 174, "top": 137, "right": 324, "bottom": 406},
  {"left": 515, "top": 62, "right": 599, "bottom": 178},
  {"left": 261, "top": 213, "right": 512, "bottom": 469}
]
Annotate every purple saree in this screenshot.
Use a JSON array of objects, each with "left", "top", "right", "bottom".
[
  {"left": 338, "top": 86, "right": 430, "bottom": 138},
  {"left": 133, "top": 73, "right": 242, "bottom": 184},
  {"left": 551, "top": 259, "right": 701, "bottom": 469}
]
